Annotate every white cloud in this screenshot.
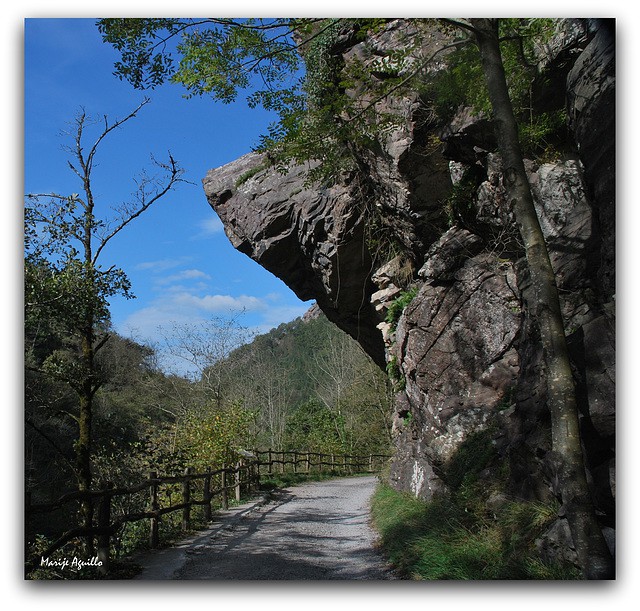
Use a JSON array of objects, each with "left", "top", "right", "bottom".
[
  {"left": 194, "top": 215, "right": 224, "bottom": 239},
  {"left": 156, "top": 269, "right": 211, "bottom": 285},
  {"left": 117, "top": 291, "right": 267, "bottom": 340},
  {"left": 134, "top": 257, "right": 192, "bottom": 272},
  {"left": 115, "top": 286, "right": 310, "bottom": 376},
  {"left": 172, "top": 292, "right": 266, "bottom": 312}
]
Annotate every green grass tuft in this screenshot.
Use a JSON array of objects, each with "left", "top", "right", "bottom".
[{"left": 371, "top": 482, "right": 580, "bottom": 580}]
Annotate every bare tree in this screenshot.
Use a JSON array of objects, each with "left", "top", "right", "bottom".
[
  {"left": 25, "top": 98, "right": 185, "bottom": 552},
  {"left": 162, "top": 313, "right": 253, "bottom": 409}
]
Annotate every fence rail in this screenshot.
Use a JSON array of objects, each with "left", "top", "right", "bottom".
[{"left": 25, "top": 449, "right": 390, "bottom": 576}]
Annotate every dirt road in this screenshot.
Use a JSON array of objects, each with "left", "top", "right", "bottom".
[{"left": 134, "top": 476, "right": 395, "bottom": 580}]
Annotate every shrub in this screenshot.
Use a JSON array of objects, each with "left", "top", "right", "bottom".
[{"left": 385, "top": 287, "right": 418, "bottom": 331}]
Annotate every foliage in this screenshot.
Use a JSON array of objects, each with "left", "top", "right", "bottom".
[
  {"left": 218, "top": 310, "right": 393, "bottom": 455},
  {"left": 427, "top": 19, "right": 567, "bottom": 160},
  {"left": 371, "top": 482, "right": 579, "bottom": 580},
  {"left": 518, "top": 109, "right": 567, "bottom": 160},
  {"left": 172, "top": 401, "right": 256, "bottom": 471},
  {"left": 98, "top": 18, "right": 407, "bottom": 184},
  {"left": 98, "top": 18, "right": 569, "bottom": 187},
  {"left": 443, "top": 170, "right": 479, "bottom": 227},
  {"left": 284, "top": 399, "right": 344, "bottom": 455},
  {"left": 385, "top": 356, "right": 405, "bottom": 392},
  {"left": 425, "top": 41, "right": 490, "bottom": 121},
  {"left": 98, "top": 18, "right": 300, "bottom": 97},
  {"left": 385, "top": 287, "right": 418, "bottom": 331}
]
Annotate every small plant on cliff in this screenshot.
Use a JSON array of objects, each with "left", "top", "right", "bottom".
[
  {"left": 443, "top": 171, "right": 479, "bottom": 227},
  {"left": 385, "top": 356, "right": 406, "bottom": 392},
  {"left": 235, "top": 161, "right": 270, "bottom": 187},
  {"left": 385, "top": 287, "right": 419, "bottom": 331}
]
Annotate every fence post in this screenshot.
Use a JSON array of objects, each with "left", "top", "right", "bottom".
[
  {"left": 203, "top": 467, "right": 212, "bottom": 522},
  {"left": 305, "top": 452, "right": 310, "bottom": 473},
  {"left": 149, "top": 471, "right": 159, "bottom": 549},
  {"left": 182, "top": 467, "right": 191, "bottom": 531},
  {"left": 252, "top": 460, "right": 259, "bottom": 490},
  {"left": 97, "top": 482, "right": 113, "bottom": 576},
  {"left": 221, "top": 466, "right": 229, "bottom": 510},
  {"left": 235, "top": 461, "right": 242, "bottom": 502},
  {"left": 280, "top": 451, "right": 285, "bottom": 474}
]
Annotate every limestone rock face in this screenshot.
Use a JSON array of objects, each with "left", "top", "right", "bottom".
[
  {"left": 204, "top": 153, "right": 386, "bottom": 367},
  {"left": 203, "top": 19, "right": 615, "bottom": 539}
]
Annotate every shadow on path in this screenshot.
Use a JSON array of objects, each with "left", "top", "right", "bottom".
[{"left": 133, "top": 476, "right": 396, "bottom": 580}]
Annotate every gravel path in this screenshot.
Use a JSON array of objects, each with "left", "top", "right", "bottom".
[{"left": 135, "top": 476, "right": 395, "bottom": 580}]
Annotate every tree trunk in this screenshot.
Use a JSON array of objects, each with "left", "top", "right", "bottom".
[
  {"left": 77, "top": 328, "right": 95, "bottom": 556},
  {"left": 470, "top": 18, "right": 614, "bottom": 579}
]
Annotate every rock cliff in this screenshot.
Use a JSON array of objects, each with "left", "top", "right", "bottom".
[{"left": 203, "top": 18, "right": 615, "bottom": 560}]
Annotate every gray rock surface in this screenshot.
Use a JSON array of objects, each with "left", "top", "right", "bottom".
[
  {"left": 390, "top": 253, "right": 521, "bottom": 498},
  {"left": 566, "top": 20, "right": 615, "bottom": 299},
  {"left": 204, "top": 154, "right": 386, "bottom": 367}
]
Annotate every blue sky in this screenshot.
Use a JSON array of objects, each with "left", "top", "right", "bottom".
[{"left": 24, "top": 18, "right": 311, "bottom": 371}]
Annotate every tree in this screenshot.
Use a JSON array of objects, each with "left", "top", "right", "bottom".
[
  {"left": 237, "top": 347, "right": 294, "bottom": 450},
  {"left": 99, "top": 18, "right": 614, "bottom": 577},
  {"left": 161, "top": 313, "right": 253, "bottom": 409},
  {"left": 465, "top": 17, "right": 613, "bottom": 580},
  {"left": 25, "top": 98, "right": 184, "bottom": 551}
]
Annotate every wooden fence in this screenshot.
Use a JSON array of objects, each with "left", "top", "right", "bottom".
[{"left": 25, "top": 450, "right": 390, "bottom": 576}]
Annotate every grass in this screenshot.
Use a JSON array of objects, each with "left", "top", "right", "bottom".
[
  {"left": 234, "top": 162, "right": 269, "bottom": 187},
  {"left": 370, "top": 481, "right": 581, "bottom": 580}
]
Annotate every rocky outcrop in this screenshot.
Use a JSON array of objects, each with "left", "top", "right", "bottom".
[
  {"left": 566, "top": 20, "right": 616, "bottom": 299},
  {"left": 204, "top": 154, "right": 386, "bottom": 367},
  {"left": 203, "top": 18, "right": 615, "bottom": 554}
]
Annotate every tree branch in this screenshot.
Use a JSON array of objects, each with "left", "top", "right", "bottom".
[
  {"left": 92, "top": 153, "right": 184, "bottom": 264},
  {"left": 84, "top": 98, "right": 152, "bottom": 179}
]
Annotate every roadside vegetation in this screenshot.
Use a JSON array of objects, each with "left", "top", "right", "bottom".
[
  {"left": 370, "top": 427, "right": 582, "bottom": 582},
  {"left": 371, "top": 481, "right": 580, "bottom": 580}
]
